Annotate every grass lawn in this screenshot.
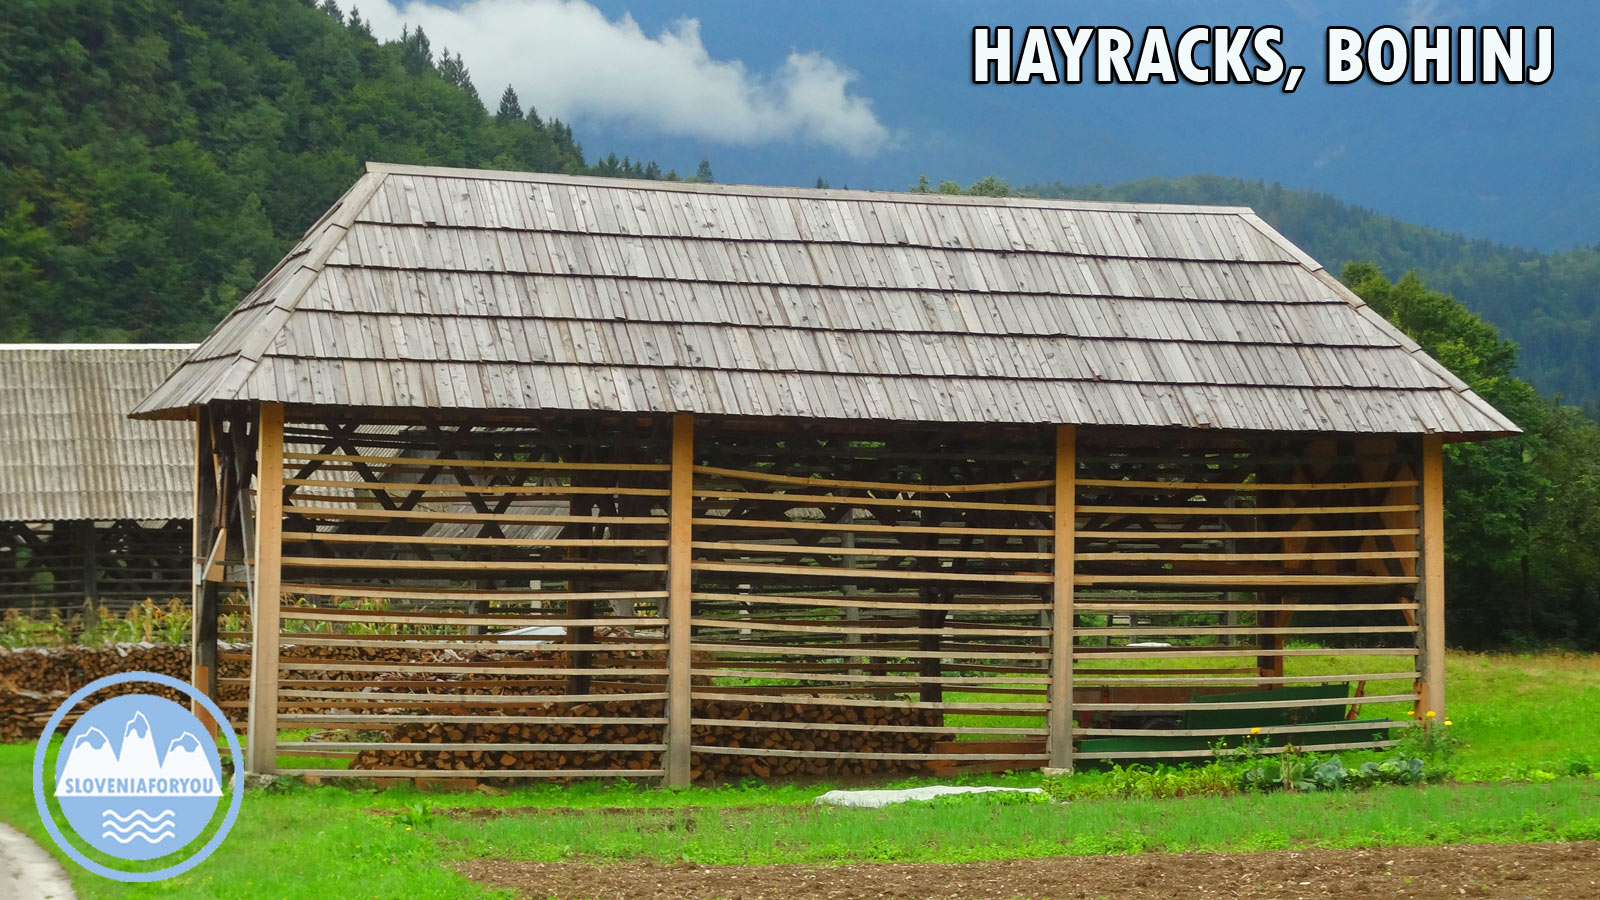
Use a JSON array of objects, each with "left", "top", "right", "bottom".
[{"left": 2, "top": 651, "right": 1598, "bottom": 899}]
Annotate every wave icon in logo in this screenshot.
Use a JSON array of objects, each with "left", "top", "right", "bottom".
[{"left": 43, "top": 683, "right": 239, "bottom": 868}]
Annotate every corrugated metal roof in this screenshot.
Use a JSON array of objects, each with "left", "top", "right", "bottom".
[
  {"left": 132, "top": 163, "right": 1518, "bottom": 437},
  {"left": 1, "top": 345, "right": 196, "bottom": 522}
]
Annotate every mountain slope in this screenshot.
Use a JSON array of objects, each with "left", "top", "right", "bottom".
[
  {"left": 1028, "top": 175, "right": 1600, "bottom": 416},
  {"left": 0, "top": 0, "right": 681, "bottom": 345}
]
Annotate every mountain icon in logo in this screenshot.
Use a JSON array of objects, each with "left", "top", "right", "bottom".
[{"left": 56, "top": 710, "right": 221, "bottom": 798}]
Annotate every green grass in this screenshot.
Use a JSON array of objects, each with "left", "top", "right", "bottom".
[{"left": 2, "top": 650, "right": 1598, "bottom": 898}]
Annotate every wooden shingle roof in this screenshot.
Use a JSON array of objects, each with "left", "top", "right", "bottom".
[
  {"left": 133, "top": 163, "right": 1517, "bottom": 437},
  {"left": 2, "top": 345, "right": 196, "bottom": 522}
]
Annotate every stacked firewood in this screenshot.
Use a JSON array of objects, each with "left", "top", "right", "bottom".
[{"left": 350, "top": 697, "right": 948, "bottom": 782}]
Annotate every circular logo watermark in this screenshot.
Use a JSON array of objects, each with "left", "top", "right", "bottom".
[{"left": 32, "top": 672, "right": 243, "bottom": 882}]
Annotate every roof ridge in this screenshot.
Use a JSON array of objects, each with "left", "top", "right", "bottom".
[
  {"left": 363, "top": 161, "right": 1258, "bottom": 216},
  {"left": 206, "top": 172, "right": 391, "bottom": 404},
  {"left": 0, "top": 344, "right": 199, "bottom": 351}
]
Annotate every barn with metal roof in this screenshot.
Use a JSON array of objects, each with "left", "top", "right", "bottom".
[
  {"left": 1, "top": 344, "right": 196, "bottom": 610},
  {"left": 136, "top": 164, "right": 1514, "bottom": 782}
]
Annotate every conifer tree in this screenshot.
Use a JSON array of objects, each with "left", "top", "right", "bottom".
[
  {"left": 694, "top": 157, "right": 713, "bottom": 183},
  {"left": 496, "top": 85, "right": 522, "bottom": 124}
]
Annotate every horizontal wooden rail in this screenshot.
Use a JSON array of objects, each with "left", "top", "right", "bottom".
[
  {"left": 275, "top": 608, "right": 665, "bottom": 627},
  {"left": 691, "top": 668, "right": 1046, "bottom": 686},
  {"left": 1077, "top": 528, "right": 1418, "bottom": 540},
  {"left": 697, "top": 489, "right": 1052, "bottom": 514},
  {"left": 1076, "top": 574, "right": 1418, "bottom": 586},
  {"left": 1072, "top": 672, "right": 1419, "bottom": 688},
  {"left": 1073, "top": 647, "right": 1418, "bottom": 660},
  {"left": 690, "top": 691, "right": 1044, "bottom": 713},
  {"left": 691, "top": 541, "right": 1051, "bottom": 561},
  {"left": 692, "top": 560, "right": 1051, "bottom": 584},
  {"left": 1076, "top": 504, "right": 1418, "bottom": 516},
  {"left": 691, "top": 641, "right": 1048, "bottom": 661},
  {"left": 1075, "top": 719, "right": 1413, "bottom": 738},
  {"left": 694, "top": 465, "right": 1052, "bottom": 494},
  {"left": 693, "top": 518, "right": 1052, "bottom": 538},
  {"left": 1076, "top": 479, "right": 1417, "bottom": 492},
  {"left": 690, "top": 745, "right": 1050, "bottom": 762},
  {"left": 276, "top": 768, "right": 664, "bottom": 778},
  {"left": 276, "top": 742, "right": 665, "bottom": 752},
  {"left": 278, "top": 714, "right": 668, "bottom": 726},
  {"left": 691, "top": 718, "right": 1046, "bottom": 737},
  {"left": 280, "top": 556, "right": 666, "bottom": 573},
  {"left": 1073, "top": 624, "right": 1417, "bottom": 638},
  {"left": 284, "top": 506, "right": 667, "bottom": 527},
  {"left": 691, "top": 591, "right": 1051, "bottom": 613},
  {"left": 689, "top": 618, "right": 1048, "bottom": 638},
  {"left": 282, "top": 453, "right": 669, "bottom": 473},
  {"left": 1076, "top": 693, "right": 1414, "bottom": 713},
  {"left": 279, "top": 584, "right": 667, "bottom": 603},
  {"left": 1073, "top": 601, "right": 1420, "bottom": 613},
  {"left": 276, "top": 690, "right": 671, "bottom": 703},
  {"left": 285, "top": 478, "right": 670, "bottom": 497},
  {"left": 281, "top": 532, "right": 668, "bottom": 550},
  {"left": 1075, "top": 739, "right": 1398, "bottom": 761},
  {"left": 1076, "top": 550, "right": 1418, "bottom": 562}
]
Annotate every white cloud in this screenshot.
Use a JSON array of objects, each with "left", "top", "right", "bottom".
[{"left": 356, "top": 0, "right": 892, "bottom": 157}]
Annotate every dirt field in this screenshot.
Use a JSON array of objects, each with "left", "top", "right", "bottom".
[{"left": 459, "top": 841, "right": 1600, "bottom": 900}]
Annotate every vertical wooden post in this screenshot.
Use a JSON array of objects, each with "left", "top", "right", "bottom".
[
  {"left": 77, "top": 520, "right": 98, "bottom": 605},
  {"left": 246, "top": 403, "right": 284, "bottom": 774},
  {"left": 1048, "top": 425, "right": 1076, "bottom": 772},
  {"left": 191, "top": 411, "right": 220, "bottom": 736},
  {"left": 665, "top": 413, "right": 694, "bottom": 786},
  {"left": 1417, "top": 434, "right": 1446, "bottom": 721}
]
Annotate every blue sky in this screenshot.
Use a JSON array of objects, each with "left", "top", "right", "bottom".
[{"left": 370, "top": 1, "right": 1597, "bottom": 250}]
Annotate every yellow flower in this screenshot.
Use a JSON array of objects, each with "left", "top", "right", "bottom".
[
  {"left": 1426, "top": 710, "right": 1437, "bottom": 718},
  {"left": 1405, "top": 710, "right": 1415, "bottom": 717},
  {"left": 1249, "top": 727, "right": 1261, "bottom": 735},
  {"left": 1444, "top": 719, "right": 1454, "bottom": 726}
]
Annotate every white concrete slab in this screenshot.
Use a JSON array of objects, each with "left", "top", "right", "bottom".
[{"left": 814, "top": 785, "right": 1044, "bottom": 809}]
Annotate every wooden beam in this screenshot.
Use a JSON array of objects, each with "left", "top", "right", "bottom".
[
  {"left": 190, "top": 410, "right": 220, "bottom": 735},
  {"left": 1419, "top": 434, "right": 1446, "bottom": 720},
  {"left": 1049, "top": 424, "right": 1075, "bottom": 772},
  {"left": 246, "top": 403, "right": 284, "bottom": 775},
  {"left": 666, "top": 412, "right": 693, "bottom": 787}
]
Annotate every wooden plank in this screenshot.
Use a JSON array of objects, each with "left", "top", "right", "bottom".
[
  {"left": 1076, "top": 574, "right": 1418, "bottom": 586},
  {"left": 280, "top": 531, "right": 667, "bottom": 550},
  {"left": 687, "top": 618, "right": 1045, "bottom": 638},
  {"left": 1075, "top": 550, "right": 1418, "bottom": 562},
  {"left": 691, "top": 591, "right": 1051, "bottom": 613},
  {"left": 1073, "top": 601, "right": 1420, "bottom": 613},
  {"left": 1073, "top": 625, "right": 1417, "bottom": 637},
  {"left": 281, "top": 452, "right": 669, "bottom": 473},
  {"left": 692, "top": 560, "right": 1051, "bottom": 584},
  {"left": 280, "top": 583, "right": 667, "bottom": 602},
  {"left": 694, "top": 518, "right": 1051, "bottom": 538},
  {"left": 1076, "top": 528, "right": 1418, "bottom": 540},
  {"left": 282, "top": 506, "right": 665, "bottom": 527},
  {"left": 1074, "top": 740, "right": 1398, "bottom": 761},
  {"left": 1074, "top": 672, "right": 1419, "bottom": 687},
  {"left": 690, "top": 541, "right": 1051, "bottom": 560},
  {"left": 276, "top": 768, "right": 664, "bottom": 779},
  {"left": 284, "top": 477, "right": 670, "bottom": 498},
  {"left": 696, "top": 489, "right": 1052, "bottom": 514},
  {"left": 690, "top": 745, "right": 1051, "bottom": 762},
  {"left": 692, "top": 718, "right": 1046, "bottom": 737},
  {"left": 1076, "top": 504, "right": 1418, "bottom": 516},
  {"left": 1050, "top": 424, "right": 1075, "bottom": 771},
  {"left": 247, "top": 403, "right": 284, "bottom": 775},
  {"left": 693, "top": 465, "right": 1052, "bottom": 494},
  {"left": 1076, "top": 478, "right": 1417, "bottom": 491},
  {"left": 280, "top": 557, "right": 666, "bottom": 573},
  {"left": 1420, "top": 433, "right": 1446, "bottom": 719},
  {"left": 666, "top": 412, "right": 693, "bottom": 787},
  {"left": 1076, "top": 693, "right": 1413, "bottom": 712}
]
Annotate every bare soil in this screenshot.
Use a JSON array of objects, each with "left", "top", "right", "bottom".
[{"left": 459, "top": 841, "right": 1600, "bottom": 900}]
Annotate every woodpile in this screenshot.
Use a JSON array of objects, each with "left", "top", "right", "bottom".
[{"left": 351, "top": 698, "right": 948, "bottom": 783}]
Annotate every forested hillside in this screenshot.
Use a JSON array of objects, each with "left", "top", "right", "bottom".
[
  {"left": 0, "top": 0, "right": 692, "bottom": 344},
  {"left": 1029, "top": 176, "right": 1600, "bottom": 417}
]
